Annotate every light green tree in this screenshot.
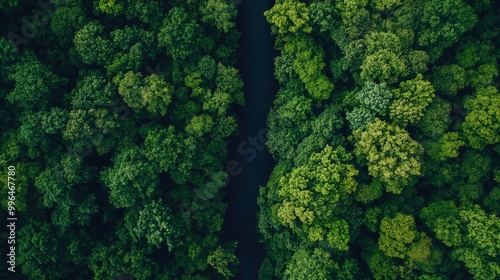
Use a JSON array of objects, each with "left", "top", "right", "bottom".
[
  {"left": 389, "top": 74, "right": 435, "bottom": 126},
  {"left": 354, "top": 119, "right": 423, "bottom": 193},
  {"left": 275, "top": 145, "right": 358, "bottom": 250},
  {"left": 462, "top": 86, "right": 500, "bottom": 149},
  {"left": 264, "top": 0, "right": 312, "bottom": 35}
]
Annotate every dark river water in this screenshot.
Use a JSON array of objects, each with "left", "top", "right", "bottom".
[{"left": 223, "top": 0, "right": 278, "bottom": 279}]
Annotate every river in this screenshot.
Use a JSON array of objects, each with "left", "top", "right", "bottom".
[{"left": 223, "top": 0, "right": 278, "bottom": 279}]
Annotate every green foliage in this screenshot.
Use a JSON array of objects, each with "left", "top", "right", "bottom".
[
  {"left": 142, "top": 74, "right": 174, "bottom": 116},
  {"left": 452, "top": 205, "right": 500, "bottom": 280},
  {"left": 264, "top": 0, "right": 312, "bottom": 35},
  {"left": 283, "top": 36, "right": 334, "bottom": 99},
  {"left": 101, "top": 146, "right": 159, "bottom": 208},
  {"left": 462, "top": 86, "right": 500, "bottom": 149},
  {"left": 424, "top": 132, "right": 465, "bottom": 161},
  {"left": 74, "top": 21, "right": 113, "bottom": 65},
  {"left": 3, "top": 0, "right": 499, "bottom": 278},
  {"left": 262, "top": 0, "right": 499, "bottom": 279},
  {"left": 186, "top": 114, "right": 214, "bottom": 137},
  {"left": 96, "top": 0, "right": 124, "bottom": 16},
  {"left": 1, "top": 0, "right": 242, "bottom": 278},
  {"left": 416, "top": 96, "right": 451, "bottom": 139},
  {"left": 356, "top": 81, "right": 393, "bottom": 115},
  {"left": 200, "top": 0, "right": 237, "bottom": 33},
  {"left": 417, "top": 0, "right": 477, "bottom": 61},
  {"left": 50, "top": 7, "right": 86, "bottom": 45},
  {"left": 158, "top": 7, "right": 203, "bottom": 61},
  {"left": 275, "top": 145, "right": 358, "bottom": 249},
  {"left": 7, "top": 54, "right": 66, "bottom": 111},
  {"left": 207, "top": 244, "right": 239, "bottom": 279},
  {"left": 346, "top": 106, "right": 376, "bottom": 131},
  {"left": 355, "top": 179, "right": 383, "bottom": 203},
  {"left": 133, "top": 199, "right": 182, "bottom": 250},
  {"left": 354, "top": 119, "right": 423, "bottom": 193},
  {"left": 360, "top": 49, "right": 406, "bottom": 84},
  {"left": 420, "top": 201, "right": 462, "bottom": 247},
  {"left": 143, "top": 126, "right": 182, "bottom": 173},
  {"left": 118, "top": 71, "right": 174, "bottom": 116},
  {"left": 466, "top": 63, "right": 499, "bottom": 89},
  {"left": 430, "top": 64, "right": 466, "bottom": 96},
  {"left": 0, "top": 0, "right": 19, "bottom": 8},
  {"left": 283, "top": 248, "right": 337, "bottom": 280},
  {"left": 366, "top": 249, "right": 399, "bottom": 280},
  {"left": 389, "top": 74, "right": 435, "bottom": 126},
  {"left": 379, "top": 213, "right": 418, "bottom": 258}
]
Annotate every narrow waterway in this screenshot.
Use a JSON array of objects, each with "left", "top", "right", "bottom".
[{"left": 223, "top": 0, "right": 278, "bottom": 279}]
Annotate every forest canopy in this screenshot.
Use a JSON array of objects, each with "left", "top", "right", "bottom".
[
  {"left": 1, "top": 0, "right": 242, "bottom": 279},
  {"left": 259, "top": 0, "right": 500, "bottom": 279},
  {"left": 1, "top": 0, "right": 499, "bottom": 279}
]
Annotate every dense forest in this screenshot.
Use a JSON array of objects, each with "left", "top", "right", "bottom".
[
  {"left": 1, "top": 0, "right": 500, "bottom": 279},
  {"left": 1, "top": 0, "right": 243, "bottom": 279},
  {"left": 258, "top": 0, "right": 500, "bottom": 279}
]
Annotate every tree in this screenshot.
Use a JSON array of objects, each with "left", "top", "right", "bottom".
[
  {"left": 365, "top": 31, "right": 402, "bottom": 56},
  {"left": 370, "top": 0, "right": 402, "bottom": 11},
  {"left": 266, "top": 87, "right": 313, "bottom": 161},
  {"left": 355, "top": 179, "right": 383, "bottom": 203},
  {"left": 0, "top": 0, "right": 19, "bottom": 8},
  {"left": 403, "top": 50, "right": 430, "bottom": 76},
  {"left": 133, "top": 199, "right": 182, "bottom": 250},
  {"left": 70, "top": 71, "right": 116, "bottom": 109},
  {"left": 50, "top": 7, "right": 86, "bottom": 45},
  {"left": 34, "top": 164, "right": 71, "bottom": 208},
  {"left": 365, "top": 248, "right": 399, "bottom": 280},
  {"left": 7, "top": 54, "right": 66, "bottom": 111},
  {"left": 360, "top": 49, "right": 406, "bottom": 84},
  {"left": 264, "top": 0, "right": 312, "bottom": 35},
  {"left": 346, "top": 106, "right": 376, "bottom": 131},
  {"left": 452, "top": 205, "right": 500, "bottom": 280},
  {"left": 18, "top": 219, "right": 74, "bottom": 279},
  {"left": 355, "top": 81, "right": 393, "bottom": 115},
  {"left": 186, "top": 114, "right": 213, "bottom": 137},
  {"left": 207, "top": 244, "right": 239, "bottom": 279},
  {"left": 215, "top": 63, "right": 245, "bottom": 106},
  {"left": 416, "top": 96, "right": 451, "bottom": 139},
  {"left": 430, "top": 64, "right": 466, "bottom": 96},
  {"left": 424, "top": 132, "right": 465, "bottom": 161},
  {"left": 379, "top": 213, "right": 418, "bottom": 259},
  {"left": 462, "top": 86, "right": 500, "bottom": 149},
  {"left": 420, "top": 200, "right": 462, "bottom": 247},
  {"left": 158, "top": 7, "right": 203, "bottom": 61},
  {"left": 294, "top": 104, "right": 345, "bottom": 166},
  {"left": 100, "top": 145, "right": 159, "bottom": 208},
  {"left": 122, "top": 0, "right": 163, "bottom": 27},
  {"left": 143, "top": 126, "right": 183, "bottom": 174},
  {"left": 74, "top": 21, "right": 113, "bottom": 66},
  {"left": 283, "top": 36, "right": 334, "bottom": 99},
  {"left": 416, "top": 0, "right": 477, "bottom": 61},
  {"left": 309, "top": 1, "right": 336, "bottom": 34},
  {"left": 353, "top": 119, "right": 423, "bottom": 194},
  {"left": 466, "top": 63, "right": 499, "bottom": 89},
  {"left": 283, "top": 248, "right": 338, "bottom": 280},
  {"left": 200, "top": 0, "right": 237, "bottom": 33},
  {"left": 95, "top": 0, "right": 124, "bottom": 16},
  {"left": 141, "top": 74, "right": 174, "bottom": 117},
  {"left": 118, "top": 71, "right": 143, "bottom": 112},
  {"left": 40, "top": 108, "right": 69, "bottom": 135},
  {"left": 106, "top": 26, "right": 158, "bottom": 76},
  {"left": 389, "top": 74, "right": 435, "bottom": 126},
  {"left": 89, "top": 238, "right": 157, "bottom": 280},
  {"left": 275, "top": 145, "right": 358, "bottom": 250},
  {"left": 1, "top": 0, "right": 245, "bottom": 278}
]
